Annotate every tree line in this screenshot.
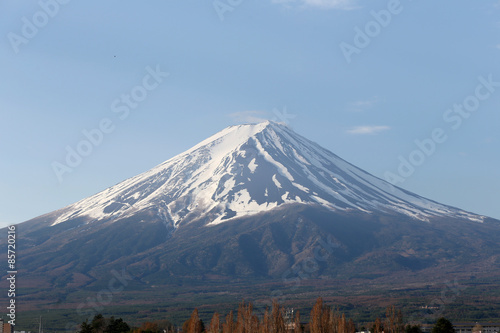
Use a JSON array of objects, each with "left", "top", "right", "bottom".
[{"left": 78, "top": 298, "right": 458, "bottom": 333}]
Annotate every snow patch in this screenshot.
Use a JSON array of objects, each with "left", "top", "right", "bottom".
[
  {"left": 272, "top": 174, "right": 282, "bottom": 189},
  {"left": 248, "top": 158, "right": 258, "bottom": 173},
  {"left": 292, "top": 182, "right": 310, "bottom": 193}
]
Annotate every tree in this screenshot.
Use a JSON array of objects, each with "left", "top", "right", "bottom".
[
  {"left": 105, "top": 317, "right": 130, "bottom": 333},
  {"left": 309, "top": 298, "right": 356, "bottom": 333},
  {"left": 182, "top": 320, "right": 189, "bottom": 333},
  {"left": 155, "top": 319, "right": 176, "bottom": 333},
  {"left": 78, "top": 315, "right": 129, "bottom": 333},
  {"left": 432, "top": 317, "right": 455, "bottom": 333},
  {"left": 233, "top": 300, "right": 257, "bottom": 333},
  {"left": 80, "top": 321, "right": 93, "bottom": 333},
  {"left": 310, "top": 297, "right": 326, "bottom": 333},
  {"left": 183, "top": 309, "right": 204, "bottom": 333},
  {"left": 371, "top": 317, "right": 383, "bottom": 333},
  {"left": 250, "top": 314, "right": 260, "bottom": 332},
  {"left": 472, "top": 324, "right": 483, "bottom": 333},
  {"left": 271, "top": 300, "right": 286, "bottom": 333},
  {"left": 222, "top": 310, "right": 234, "bottom": 333},
  {"left": 92, "top": 314, "right": 106, "bottom": 333},
  {"left": 294, "top": 310, "right": 302, "bottom": 333},
  {"left": 235, "top": 300, "right": 255, "bottom": 333},
  {"left": 406, "top": 325, "right": 423, "bottom": 333},
  {"left": 385, "top": 306, "right": 404, "bottom": 333},
  {"left": 261, "top": 308, "right": 271, "bottom": 333},
  {"left": 347, "top": 318, "right": 356, "bottom": 333},
  {"left": 137, "top": 321, "right": 159, "bottom": 333},
  {"left": 208, "top": 312, "right": 220, "bottom": 333}
]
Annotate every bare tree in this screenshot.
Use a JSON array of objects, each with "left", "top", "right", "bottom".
[{"left": 385, "top": 306, "right": 404, "bottom": 333}]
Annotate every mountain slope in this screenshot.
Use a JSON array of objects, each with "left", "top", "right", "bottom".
[{"left": 41, "top": 121, "right": 482, "bottom": 232}]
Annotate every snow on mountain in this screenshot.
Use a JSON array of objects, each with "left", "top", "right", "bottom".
[{"left": 51, "top": 121, "right": 484, "bottom": 228}]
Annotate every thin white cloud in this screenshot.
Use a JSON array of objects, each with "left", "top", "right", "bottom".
[
  {"left": 349, "top": 96, "right": 380, "bottom": 112},
  {"left": 228, "top": 110, "right": 270, "bottom": 124},
  {"left": 347, "top": 125, "right": 390, "bottom": 135},
  {"left": 228, "top": 108, "right": 297, "bottom": 125},
  {"left": 273, "top": 0, "right": 359, "bottom": 10}
]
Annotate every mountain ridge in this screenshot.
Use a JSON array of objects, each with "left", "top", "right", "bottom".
[{"left": 37, "top": 121, "right": 484, "bottom": 231}]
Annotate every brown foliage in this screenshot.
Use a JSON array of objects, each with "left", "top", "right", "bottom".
[
  {"left": 235, "top": 300, "right": 255, "bottom": 333},
  {"left": 208, "top": 312, "right": 220, "bottom": 333},
  {"left": 294, "top": 310, "right": 303, "bottom": 333},
  {"left": 373, "top": 317, "right": 382, "bottom": 333},
  {"left": 136, "top": 298, "right": 389, "bottom": 333},
  {"left": 309, "top": 297, "right": 359, "bottom": 333},
  {"left": 271, "top": 300, "right": 286, "bottom": 333},
  {"left": 133, "top": 321, "right": 159, "bottom": 333},
  {"left": 183, "top": 308, "right": 204, "bottom": 333},
  {"left": 310, "top": 297, "right": 325, "bottom": 333},
  {"left": 222, "top": 310, "right": 234, "bottom": 333},
  {"left": 385, "top": 306, "right": 404, "bottom": 333}
]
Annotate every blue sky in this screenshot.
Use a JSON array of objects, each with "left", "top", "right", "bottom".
[{"left": 1, "top": 0, "right": 499, "bottom": 228}]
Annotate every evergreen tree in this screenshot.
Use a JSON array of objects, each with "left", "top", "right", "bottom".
[
  {"left": 406, "top": 325, "right": 423, "bottom": 333},
  {"left": 80, "top": 321, "right": 93, "bottom": 333},
  {"left": 92, "top": 314, "right": 106, "bottom": 333},
  {"left": 432, "top": 317, "right": 455, "bottom": 333},
  {"left": 105, "top": 317, "right": 130, "bottom": 333},
  {"left": 78, "top": 314, "right": 129, "bottom": 333}
]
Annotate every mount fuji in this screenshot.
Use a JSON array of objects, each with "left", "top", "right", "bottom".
[
  {"left": 46, "top": 121, "right": 483, "bottom": 229},
  {"left": 6, "top": 121, "right": 500, "bottom": 323}
]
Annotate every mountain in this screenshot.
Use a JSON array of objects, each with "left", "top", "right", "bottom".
[
  {"left": 38, "top": 121, "right": 484, "bottom": 229},
  {"left": 5, "top": 121, "right": 500, "bottom": 326}
]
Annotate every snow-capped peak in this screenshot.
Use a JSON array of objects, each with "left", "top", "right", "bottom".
[{"left": 51, "top": 121, "right": 484, "bottom": 227}]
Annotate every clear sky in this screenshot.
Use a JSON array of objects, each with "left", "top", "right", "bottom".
[{"left": 1, "top": 0, "right": 499, "bottom": 228}]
